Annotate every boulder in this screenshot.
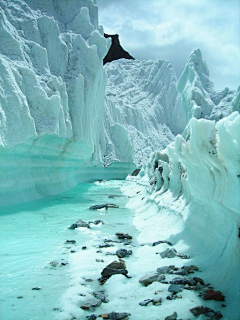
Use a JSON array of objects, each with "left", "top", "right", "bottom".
[
  {"left": 204, "top": 289, "right": 225, "bottom": 301},
  {"left": 80, "top": 298, "right": 102, "bottom": 311},
  {"left": 159, "top": 248, "right": 177, "bottom": 258},
  {"left": 168, "top": 284, "right": 184, "bottom": 293},
  {"left": 69, "top": 219, "right": 90, "bottom": 229},
  {"left": 116, "top": 233, "right": 132, "bottom": 240},
  {"left": 153, "top": 240, "right": 172, "bottom": 246},
  {"left": 116, "top": 249, "right": 132, "bottom": 258},
  {"left": 157, "top": 265, "right": 175, "bottom": 274},
  {"left": 165, "top": 312, "right": 178, "bottom": 320},
  {"left": 100, "top": 260, "right": 129, "bottom": 283},
  {"left": 139, "top": 272, "right": 165, "bottom": 286},
  {"left": 170, "top": 277, "right": 196, "bottom": 286},
  {"left": 99, "top": 312, "right": 131, "bottom": 320},
  {"left": 190, "top": 306, "right": 222, "bottom": 318}
]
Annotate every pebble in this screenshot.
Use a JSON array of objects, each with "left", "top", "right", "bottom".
[
  {"left": 168, "top": 284, "right": 184, "bottom": 293},
  {"left": 32, "top": 287, "right": 41, "bottom": 290},
  {"left": 152, "top": 240, "right": 173, "bottom": 246},
  {"left": 65, "top": 240, "right": 76, "bottom": 244},
  {"left": 139, "top": 272, "right": 165, "bottom": 286},
  {"left": 116, "top": 249, "right": 132, "bottom": 258}
]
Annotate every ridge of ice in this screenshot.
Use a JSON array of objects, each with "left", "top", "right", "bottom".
[{"left": 127, "top": 112, "right": 240, "bottom": 319}]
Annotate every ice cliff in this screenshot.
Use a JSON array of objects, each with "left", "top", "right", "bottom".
[
  {"left": 0, "top": 0, "right": 238, "bottom": 208},
  {"left": 0, "top": 0, "right": 114, "bottom": 206}
]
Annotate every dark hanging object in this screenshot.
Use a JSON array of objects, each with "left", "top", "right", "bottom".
[{"left": 103, "top": 33, "right": 135, "bottom": 65}]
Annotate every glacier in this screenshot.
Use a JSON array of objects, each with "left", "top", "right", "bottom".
[{"left": 0, "top": 0, "right": 239, "bottom": 319}]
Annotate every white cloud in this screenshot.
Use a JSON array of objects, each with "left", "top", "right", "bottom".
[{"left": 97, "top": 0, "right": 239, "bottom": 90}]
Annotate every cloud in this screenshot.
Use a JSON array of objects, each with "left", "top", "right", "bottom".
[{"left": 97, "top": 0, "right": 240, "bottom": 90}]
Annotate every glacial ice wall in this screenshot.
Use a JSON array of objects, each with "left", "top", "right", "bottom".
[
  {"left": 101, "top": 59, "right": 186, "bottom": 167},
  {"left": 102, "top": 49, "right": 236, "bottom": 167},
  {"left": 131, "top": 112, "right": 240, "bottom": 318},
  {"left": 0, "top": 0, "right": 113, "bottom": 206}
]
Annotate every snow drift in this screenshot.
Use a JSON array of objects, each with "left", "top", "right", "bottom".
[{"left": 127, "top": 111, "right": 240, "bottom": 318}]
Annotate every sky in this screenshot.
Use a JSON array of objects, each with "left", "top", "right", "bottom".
[{"left": 97, "top": 0, "right": 240, "bottom": 91}]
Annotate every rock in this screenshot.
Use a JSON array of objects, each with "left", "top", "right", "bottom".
[
  {"left": 99, "top": 243, "right": 115, "bottom": 248},
  {"left": 49, "top": 261, "right": 58, "bottom": 267},
  {"left": 82, "top": 246, "right": 87, "bottom": 250},
  {"left": 173, "top": 269, "right": 188, "bottom": 276},
  {"left": 65, "top": 240, "right": 76, "bottom": 244},
  {"left": 170, "top": 277, "right": 196, "bottom": 286},
  {"left": 152, "top": 240, "right": 172, "bottom": 246},
  {"left": 89, "top": 220, "right": 104, "bottom": 225},
  {"left": 168, "top": 284, "right": 184, "bottom": 293},
  {"left": 177, "top": 253, "right": 190, "bottom": 259},
  {"left": 96, "top": 259, "right": 104, "bottom": 263},
  {"left": 32, "top": 287, "right": 41, "bottom": 290},
  {"left": 193, "top": 277, "right": 205, "bottom": 286},
  {"left": 182, "top": 265, "right": 199, "bottom": 273},
  {"left": 103, "top": 33, "right": 134, "bottom": 65},
  {"left": 157, "top": 265, "right": 175, "bottom": 274},
  {"left": 159, "top": 248, "right": 177, "bottom": 258},
  {"left": 80, "top": 298, "right": 102, "bottom": 311},
  {"left": 139, "top": 299, "right": 153, "bottom": 306},
  {"left": 100, "top": 260, "right": 129, "bottom": 283},
  {"left": 116, "top": 249, "right": 132, "bottom": 258},
  {"left": 69, "top": 219, "right": 90, "bottom": 229},
  {"left": 139, "top": 272, "right": 165, "bottom": 286},
  {"left": 89, "top": 203, "right": 119, "bottom": 210},
  {"left": 165, "top": 312, "right": 178, "bottom": 320},
  {"left": 204, "top": 289, "right": 225, "bottom": 301},
  {"left": 190, "top": 306, "right": 221, "bottom": 317},
  {"left": 116, "top": 233, "right": 132, "bottom": 240},
  {"left": 123, "top": 239, "right": 131, "bottom": 245},
  {"left": 152, "top": 297, "right": 162, "bottom": 305},
  {"left": 86, "top": 315, "right": 97, "bottom": 320},
  {"left": 99, "top": 312, "right": 131, "bottom": 320},
  {"left": 17, "top": 296, "right": 23, "bottom": 299},
  {"left": 91, "top": 291, "right": 109, "bottom": 303},
  {"left": 131, "top": 168, "right": 141, "bottom": 176}
]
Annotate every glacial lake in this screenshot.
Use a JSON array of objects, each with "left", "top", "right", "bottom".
[{"left": 0, "top": 180, "right": 136, "bottom": 320}]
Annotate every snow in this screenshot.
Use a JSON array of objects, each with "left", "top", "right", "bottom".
[{"left": 126, "top": 112, "right": 240, "bottom": 319}]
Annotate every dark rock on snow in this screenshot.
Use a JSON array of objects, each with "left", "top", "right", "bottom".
[
  {"left": 139, "top": 299, "right": 153, "bottom": 306},
  {"left": 159, "top": 248, "right": 177, "bottom": 258},
  {"left": 157, "top": 265, "right": 175, "bottom": 274},
  {"left": 65, "top": 240, "right": 76, "bottom": 244},
  {"left": 91, "top": 290, "right": 109, "bottom": 303},
  {"left": 103, "top": 33, "right": 134, "bottom": 65},
  {"left": 99, "top": 311, "right": 131, "bottom": 320},
  {"left": 190, "top": 306, "right": 223, "bottom": 318},
  {"left": 99, "top": 260, "right": 130, "bottom": 283},
  {"left": 170, "top": 276, "right": 196, "bottom": 286},
  {"left": 165, "top": 312, "right": 178, "bottom": 320},
  {"left": 80, "top": 298, "right": 102, "bottom": 311},
  {"left": 89, "top": 203, "right": 119, "bottom": 210},
  {"left": 131, "top": 168, "right": 141, "bottom": 176},
  {"left": 69, "top": 219, "right": 90, "bottom": 229},
  {"left": 152, "top": 240, "right": 172, "bottom": 246},
  {"left": 204, "top": 289, "right": 225, "bottom": 301},
  {"left": 168, "top": 284, "right": 184, "bottom": 293},
  {"left": 139, "top": 272, "right": 165, "bottom": 286},
  {"left": 116, "top": 233, "right": 132, "bottom": 240},
  {"left": 116, "top": 249, "right": 132, "bottom": 258},
  {"left": 89, "top": 220, "right": 104, "bottom": 225},
  {"left": 86, "top": 315, "right": 97, "bottom": 320}
]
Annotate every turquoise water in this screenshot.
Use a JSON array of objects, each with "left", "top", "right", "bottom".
[{"left": 0, "top": 180, "right": 135, "bottom": 320}]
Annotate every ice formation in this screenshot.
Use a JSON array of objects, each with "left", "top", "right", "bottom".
[
  {"left": 0, "top": 0, "right": 238, "bottom": 206},
  {"left": 127, "top": 112, "right": 240, "bottom": 318}
]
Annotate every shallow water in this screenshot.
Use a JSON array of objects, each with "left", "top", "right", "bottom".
[{"left": 0, "top": 180, "right": 135, "bottom": 320}]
